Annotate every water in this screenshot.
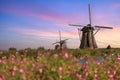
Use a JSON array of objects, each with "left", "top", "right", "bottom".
[{"left": 79, "top": 56, "right": 110, "bottom": 64}]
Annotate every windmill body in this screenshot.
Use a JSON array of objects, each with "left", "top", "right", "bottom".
[{"left": 80, "top": 24, "right": 97, "bottom": 49}]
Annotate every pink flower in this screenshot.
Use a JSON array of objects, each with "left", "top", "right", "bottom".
[
  {"left": 113, "top": 71, "right": 116, "bottom": 75},
  {"left": 39, "top": 68, "right": 43, "bottom": 73},
  {"left": 94, "top": 70, "right": 97, "bottom": 74},
  {"left": 76, "top": 73, "right": 82, "bottom": 79},
  {"left": 117, "top": 57, "right": 120, "bottom": 61},
  {"left": 13, "top": 66, "right": 17, "bottom": 71},
  {"left": 85, "top": 61, "right": 89, "bottom": 65},
  {"left": 0, "top": 51, "right": 3, "bottom": 54},
  {"left": 0, "top": 59, "right": 2, "bottom": 63},
  {"left": 32, "top": 64, "right": 35, "bottom": 67},
  {"left": 94, "top": 74, "right": 98, "bottom": 78},
  {"left": 0, "top": 77, "right": 3, "bottom": 80},
  {"left": 12, "top": 71, "right": 15, "bottom": 76},
  {"left": 107, "top": 70, "right": 110, "bottom": 74},
  {"left": 96, "top": 61, "right": 100, "bottom": 65},
  {"left": 59, "top": 74, "right": 62, "bottom": 79},
  {"left": 58, "top": 66, "right": 63, "bottom": 71},
  {"left": 109, "top": 74, "right": 114, "bottom": 78},
  {"left": 16, "top": 51, "right": 19, "bottom": 54},
  {"left": 85, "top": 72, "right": 89, "bottom": 76},
  {"left": 53, "top": 54, "right": 58, "bottom": 58},
  {"left": 37, "top": 78, "right": 41, "bottom": 80},
  {"left": 19, "top": 68, "right": 24, "bottom": 73},
  {"left": 111, "top": 53, "right": 114, "bottom": 56},
  {"left": 64, "top": 53, "right": 69, "bottom": 58}
]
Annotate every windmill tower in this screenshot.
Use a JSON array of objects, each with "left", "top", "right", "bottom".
[
  {"left": 52, "top": 31, "right": 68, "bottom": 50},
  {"left": 69, "top": 4, "right": 113, "bottom": 49}
]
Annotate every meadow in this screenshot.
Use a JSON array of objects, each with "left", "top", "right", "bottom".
[{"left": 0, "top": 48, "right": 120, "bottom": 80}]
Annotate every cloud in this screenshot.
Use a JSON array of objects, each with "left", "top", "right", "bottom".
[
  {"left": 11, "top": 27, "right": 78, "bottom": 39},
  {"left": 95, "top": 27, "right": 120, "bottom": 47},
  {"left": 113, "top": 3, "right": 120, "bottom": 8},
  {"left": 0, "top": 4, "right": 80, "bottom": 23}
]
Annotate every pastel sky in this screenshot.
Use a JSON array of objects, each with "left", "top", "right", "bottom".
[{"left": 0, "top": 0, "right": 120, "bottom": 50}]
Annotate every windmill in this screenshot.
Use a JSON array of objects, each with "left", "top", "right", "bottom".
[
  {"left": 52, "top": 31, "right": 68, "bottom": 50},
  {"left": 69, "top": 4, "right": 113, "bottom": 49}
]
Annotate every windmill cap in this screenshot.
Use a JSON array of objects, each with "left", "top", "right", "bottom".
[{"left": 87, "top": 24, "right": 91, "bottom": 26}]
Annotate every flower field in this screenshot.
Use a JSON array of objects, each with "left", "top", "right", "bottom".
[{"left": 0, "top": 48, "right": 120, "bottom": 80}]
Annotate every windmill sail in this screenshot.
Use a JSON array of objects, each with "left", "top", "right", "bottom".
[
  {"left": 88, "top": 4, "right": 92, "bottom": 25},
  {"left": 95, "top": 26, "right": 113, "bottom": 29},
  {"left": 69, "top": 24, "right": 83, "bottom": 27}
]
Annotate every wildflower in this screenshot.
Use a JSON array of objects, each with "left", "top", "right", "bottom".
[
  {"left": 0, "top": 59, "right": 2, "bottom": 63},
  {"left": 0, "top": 51, "right": 3, "bottom": 54},
  {"left": 76, "top": 73, "right": 82, "bottom": 79},
  {"left": 59, "top": 74, "right": 62, "bottom": 79},
  {"left": 19, "top": 68, "right": 24, "bottom": 73},
  {"left": 0, "top": 77, "right": 3, "bottom": 80},
  {"left": 73, "top": 57, "right": 78, "bottom": 62},
  {"left": 96, "top": 61, "right": 100, "bottom": 65},
  {"left": 39, "top": 68, "right": 43, "bottom": 73},
  {"left": 13, "top": 66, "right": 17, "bottom": 71},
  {"left": 94, "top": 74, "right": 98, "bottom": 78},
  {"left": 32, "top": 63, "right": 35, "bottom": 67},
  {"left": 16, "top": 51, "right": 19, "bottom": 54},
  {"left": 114, "top": 64, "right": 117, "bottom": 69},
  {"left": 64, "top": 53, "right": 69, "bottom": 58},
  {"left": 53, "top": 54, "right": 58, "bottom": 59},
  {"left": 111, "top": 53, "right": 114, "bottom": 56},
  {"left": 11, "top": 58, "right": 14, "bottom": 61},
  {"left": 117, "top": 56, "right": 120, "bottom": 61},
  {"left": 37, "top": 78, "right": 41, "bottom": 80},
  {"left": 113, "top": 71, "right": 116, "bottom": 75},
  {"left": 2, "top": 56, "right": 6, "bottom": 60},
  {"left": 12, "top": 71, "right": 15, "bottom": 76},
  {"left": 109, "top": 74, "right": 114, "bottom": 78},
  {"left": 85, "top": 61, "right": 89, "bottom": 65},
  {"left": 94, "top": 69, "right": 97, "bottom": 74},
  {"left": 85, "top": 71, "right": 89, "bottom": 76},
  {"left": 107, "top": 70, "right": 110, "bottom": 74},
  {"left": 58, "top": 66, "right": 63, "bottom": 71}
]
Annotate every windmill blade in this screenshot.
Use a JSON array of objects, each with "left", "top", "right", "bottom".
[
  {"left": 94, "top": 28, "right": 100, "bottom": 35},
  {"left": 94, "top": 26, "right": 113, "bottom": 29},
  {"left": 69, "top": 24, "right": 83, "bottom": 27},
  {"left": 59, "top": 31, "right": 61, "bottom": 42},
  {"left": 78, "top": 28, "right": 81, "bottom": 42},
  {"left": 63, "top": 39, "right": 69, "bottom": 41},
  {"left": 88, "top": 4, "right": 92, "bottom": 25},
  {"left": 52, "top": 42, "right": 60, "bottom": 45}
]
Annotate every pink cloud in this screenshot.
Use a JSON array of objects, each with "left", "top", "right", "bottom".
[
  {"left": 11, "top": 27, "right": 78, "bottom": 39},
  {"left": 0, "top": 6, "right": 80, "bottom": 23},
  {"left": 95, "top": 27, "right": 120, "bottom": 48},
  {"left": 113, "top": 3, "right": 120, "bottom": 8}
]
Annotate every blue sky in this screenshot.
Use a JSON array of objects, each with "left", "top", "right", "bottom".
[{"left": 0, "top": 0, "right": 120, "bottom": 50}]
